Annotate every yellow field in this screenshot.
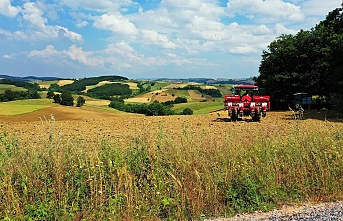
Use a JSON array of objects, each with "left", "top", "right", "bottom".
[{"left": 58, "top": 80, "right": 74, "bottom": 86}]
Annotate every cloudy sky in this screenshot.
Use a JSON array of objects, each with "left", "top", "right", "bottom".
[{"left": 0, "top": 0, "right": 342, "bottom": 79}]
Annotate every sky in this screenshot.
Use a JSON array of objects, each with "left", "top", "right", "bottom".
[{"left": 0, "top": 0, "right": 342, "bottom": 80}]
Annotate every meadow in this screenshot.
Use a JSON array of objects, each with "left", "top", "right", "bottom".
[
  {"left": 0, "top": 105, "right": 342, "bottom": 220},
  {"left": 0, "top": 84, "right": 26, "bottom": 94}
]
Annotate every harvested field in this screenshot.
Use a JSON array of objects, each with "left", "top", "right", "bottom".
[
  {"left": 188, "top": 89, "right": 206, "bottom": 101},
  {"left": 58, "top": 79, "right": 74, "bottom": 86},
  {"left": 0, "top": 106, "right": 341, "bottom": 148},
  {"left": 1, "top": 105, "right": 343, "bottom": 220}
]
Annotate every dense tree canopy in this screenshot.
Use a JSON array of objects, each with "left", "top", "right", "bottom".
[
  {"left": 60, "top": 91, "right": 74, "bottom": 106},
  {"left": 255, "top": 5, "right": 343, "bottom": 108},
  {"left": 0, "top": 90, "right": 40, "bottom": 102},
  {"left": 87, "top": 83, "right": 132, "bottom": 99}
]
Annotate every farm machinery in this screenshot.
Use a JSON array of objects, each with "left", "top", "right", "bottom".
[{"left": 224, "top": 85, "right": 270, "bottom": 121}]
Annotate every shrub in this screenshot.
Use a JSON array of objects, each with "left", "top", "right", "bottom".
[
  {"left": 182, "top": 108, "right": 193, "bottom": 115},
  {"left": 53, "top": 94, "right": 61, "bottom": 103},
  {"left": 174, "top": 97, "right": 187, "bottom": 104},
  {"left": 76, "top": 96, "right": 85, "bottom": 107},
  {"left": 60, "top": 91, "right": 74, "bottom": 106},
  {"left": 46, "top": 91, "right": 55, "bottom": 99}
]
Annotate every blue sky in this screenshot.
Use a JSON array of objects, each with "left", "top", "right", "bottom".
[{"left": 0, "top": 0, "right": 342, "bottom": 79}]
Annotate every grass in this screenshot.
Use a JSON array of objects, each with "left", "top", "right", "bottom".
[
  {"left": 173, "top": 101, "right": 224, "bottom": 114},
  {"left": 0, "top": 118, "right": 342, "bottom": 220},
  {"left": 0, "top": 84, "right": 27, "bottom": 93},
  {"left": 0, "top": 99, "right": 54, "bottom": 115},
  {"left": 150, "top": 82, "right": 173, "bottom": 91}
]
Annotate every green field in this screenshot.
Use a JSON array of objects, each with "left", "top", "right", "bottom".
[
  {"left": 216, "top": 84, "right": 233, "bottom": 96},
  {"left": 173, "top": 101, "right": 223, "bottom": 114},
  {"left": 0, "top": 84, "right": 27, "bottom": 93},
  {"left": 150, "top": 81, "right": 172, "bottom": 91},
  {"left": 0, "top": 99, "right": 54, "bottom": 115}
]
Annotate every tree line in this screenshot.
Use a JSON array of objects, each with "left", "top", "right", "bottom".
[
  {"left": 0, "top": 79, "right": 41, "bottom": 102},
  {"left": 0, "top": 90, "right": 40, "bottom": 102},
  {"left": 255, "top": 5, "right": 343, "bottom": 109},
  {"left": 108, "top": 96, "right": 192, "bottom": 116},
  {"left": 0, "top": 79, "right": 41, "bottom": 91},
  {"left": 48, "top": 75, "right": 129, "bottom": 93}
]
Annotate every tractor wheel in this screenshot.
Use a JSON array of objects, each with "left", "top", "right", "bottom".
[
  {"left": 252, "top": 115, "right": 260, "bottom": 122},
  {"left": 295, "top": 101, "right": 301, "bottom": 110},
  {"left": 231, "top": 112, "right": 238, "bottom": 121}
]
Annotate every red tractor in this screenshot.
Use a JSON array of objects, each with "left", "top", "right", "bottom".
[{"left": 224, "top": 85, "right": 270, "bottom": 121}]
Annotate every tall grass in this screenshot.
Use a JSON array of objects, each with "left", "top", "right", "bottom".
[{"left": 0, "top": 119, "right": 342, "bottom": 220}]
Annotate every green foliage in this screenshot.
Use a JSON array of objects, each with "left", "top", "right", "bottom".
[
  {"left": 0, "top": 89, "right": 41, "bottom": 102},
  {"left": 76, "top": 96, "right": 85, "bottom": 107},
  {"left": 87, "top": 83, "right": 132, "bottom": 99},
  {"left": 58, "top": 76, "right": 128, "bottom": 93},
  {"left": 174, "top": 97, "right": 188, "bottom": 104},
  {"left": 256, "top": 6, "right": 343, "bottom": 108},
  {"left": 145, "top": 102, "right": 173, "bottom": 116},
  {"left": 60, "top": 91, "right": 74, "bottom": 106},
  {"left": 109, "top": 100, "right": 174, "bottom": 116},
  {"left": 46, "top": 91, "right": 55, "bottom": 99},
  {"left": 182, "top": 108, "right": 193, "bottom": 115},
  {"left": 53, "top": 94, "right": 61, "bottom": 103},
  {"left": 48, "top": 83, "right": 61, "bottom": 92},
  {"left": 0, "top": 79, "right": 41, "bottom": 91}
]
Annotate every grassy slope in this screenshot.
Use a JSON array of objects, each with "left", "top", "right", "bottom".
[
  {"left": 0, "top": 99, "right": 55, "bottom": 115},
  {"left": 0, "top": 84, "right": 27, "bottom": 93},
  {"left": 173, "top": 101, "right": 224, "bottom": 114}
]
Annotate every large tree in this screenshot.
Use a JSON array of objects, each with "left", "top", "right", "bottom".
[
  {"left": 255, "top": 5, "right": 343, "bottom": 108},
  {"left": 60, "top": 91, "right": 74, "bottom": 106}
]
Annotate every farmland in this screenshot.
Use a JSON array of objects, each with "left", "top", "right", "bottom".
[{"left": 0, "top": 102, "right": 342, "bottom": 220}]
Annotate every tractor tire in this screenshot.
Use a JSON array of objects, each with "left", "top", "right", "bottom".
[
  {"left": 295, "top": 101, "right": 301, "bottom": 110},
  {"left": 252, "top": 115, "right": 261, "bottom": 122},
  {"left": 231, "top": 112, "right": 238, "bottom": 121}
]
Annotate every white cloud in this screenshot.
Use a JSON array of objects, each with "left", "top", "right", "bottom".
[
  {"left": 63, "top": 44, "right": 100, "bottom": 67},
  {"left": 18, "top": 2, "right": 83, "bottom": 42},
  {"left": 229, "top": 45, "right": 260, "bottom": 54},
  {"left": 3, "top": 54, "right": 13, "bottom": 59},
  {"left": 187, "top": 16, "right": 227, "bottom": 41},
  {"left": 76, "top": 21, "right": 89, "bottom": 28},
  {"left": 274, "top": 23, "right": 298, "bottom": 35},
  {"left": 60, "top": 0, "right": 133, "bottom": 12},
  {"left": 1, "top": 0, "right": 338, "bottom": 78},
  {"left": 0, "top": 0, "right": 21, "bottom": 17},
  {"left": 22, "top": 2, "right": 46, "bottom": 28},
  {"left": 141, "top": 30, "right": 176, "bottom": 49},
  {"left": 227, "top": 0, "right": 305, "bottom": 21},
  {"left": 28, "top": 45, "right": 60, "bottom": 57},
  {"left": 301, "top": 0, "right": 342, "bottom": 16},
  {"left": 94, "top": 14, "right": 139, "bottom": 36}
]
